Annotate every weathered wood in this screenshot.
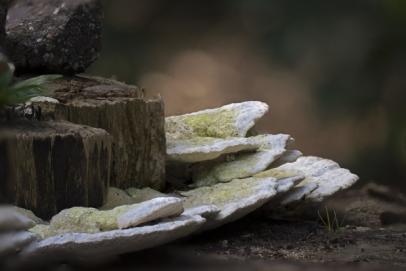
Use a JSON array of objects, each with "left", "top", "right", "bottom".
[
  {"left": 5, "top": 0, "right": 102, "bottom": 74},
  {"left": 37, "top": 76, "right": 166, "bottom": 190},
  {"left": 0, "top": 120, "right": 112, "bottom": 218}
]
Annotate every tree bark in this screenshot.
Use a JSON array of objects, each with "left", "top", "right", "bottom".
[
  {"left": 40, "top": 76, "right": 166, "bottom": 190},
  {"left": 0, "top": 120, "right": 112, "bottom": 219},
  {"left": 5, "top": 0, "right": 102, "bottom": 74}
]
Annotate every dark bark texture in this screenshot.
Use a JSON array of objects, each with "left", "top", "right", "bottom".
[
  {"left": 40, "top": 76, "right": 166, "bottom": 191},
  {"left": 5, "top": 0, "right": 102, "bottom": 74},
  {"left": 0, "top": 0, "right": 9, "bottom": 45},
  {"left": 0, "top": 120, "right": 112, "bottom": 218}
]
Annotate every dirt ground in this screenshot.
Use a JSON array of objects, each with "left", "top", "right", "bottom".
[
  {"left": 16, "top": 183, "right": 406, "bottom": 271},
  {"left": 76, "top": 215, "right": 405, "bottom": 271}
]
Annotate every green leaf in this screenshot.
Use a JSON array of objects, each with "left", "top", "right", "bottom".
[
  {"left": 0, "top": 63, "right": 15, "bottom": 89},
  {"left": 11, "top": 74, "right": 62, "bottom": 90},
  {"left": 1, "top": 74, "right": 62, "bottom": 107}
]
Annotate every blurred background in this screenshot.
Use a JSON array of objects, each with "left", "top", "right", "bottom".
[{"left": 89, "top": 0, "right": 406, "bottom": 191}]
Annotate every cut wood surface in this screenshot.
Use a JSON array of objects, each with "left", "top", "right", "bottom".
[
  {"left": 40, "top": 76, "right": 166, "bottom": 190},
  {"left": 0, "top": 120, "right": 112, "bottom": 218}
]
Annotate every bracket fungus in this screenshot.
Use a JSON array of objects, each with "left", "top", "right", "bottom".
[{"left": 2, "top": 101, "right": 359, "bottom": 264}]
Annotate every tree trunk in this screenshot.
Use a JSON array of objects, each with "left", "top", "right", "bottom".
[{"left": 0, "top": 120, "right": 112, "bottom": 219}]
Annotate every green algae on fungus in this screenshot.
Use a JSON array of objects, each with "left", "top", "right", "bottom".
[
  {"left": 165, "top": 119, "right": 195, "bottom": 139},
  {"left": 49, "top": 207, "right": 101, "bottom": 234},
  {"left": 89, "top": 205, "right": 134, "bottom": 231},
  {"left": 180, "top": 176, "right": 273, "bottom": 209},
  {"left": 29, "top": 197, "right": 184, "bottom": 238},
  {"left": 254, "top": 168, "right": 302, "bottom": 179},
  {"left": 37, "top": 204, "right": 140, "bottom": 238},
  {"left": 29, "top": 224, "right": 53, "bottom": 239},
  {"left": 165, "top": 101, "right": 269, "bottom": 139},
  {"left": 183, "top": 108, "right": 238, "bottom": 138},
  {"left": 166, "top": 108, "right": 238, "bottom": 139},
  {"left": 166, "top": 108, "right": 237, "bottom": 139},
  {"left": 191, "top": 134, "right": 292, "bottom": 187},
  {"left": 192, "top": 149, "right": 285, "bottom": 187}
]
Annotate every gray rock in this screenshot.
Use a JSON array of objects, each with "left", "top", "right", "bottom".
[
  {"left": 117, "top": 197, "right": 184, "bottom": 229},
  {"left": 6, "top": 0, "right": 102, "bottom": 74}
]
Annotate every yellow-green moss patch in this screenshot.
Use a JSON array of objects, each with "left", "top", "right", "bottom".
[
  {"left": 166, "top": 108, "right": 238, "bottom": 139},
  {"left": 36, "top": 204, "right": 141, "bottom": 238},
  {"left": 254, "top": 168, "right": 300, "bottom": 179},
  {"left": 29, "top": 224, "right": 53, "bottom": 239},
  {"left": 181, "top": 177, "right": 268, "bottom": 209}
]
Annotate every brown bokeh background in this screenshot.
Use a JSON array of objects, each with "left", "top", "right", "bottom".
[{"left": 90, "top": 0, "right": 406, "bottom": 191}]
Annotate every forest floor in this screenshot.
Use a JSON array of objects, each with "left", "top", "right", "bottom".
[
  {"left": 90, "top": 183, "right": 406, "bottom": 271},
  {"left": 109, "top": 219, "right": 406, "bottom": 271},
  {"left": 29, "top": 183, "right": 406, "bottom": 271}
]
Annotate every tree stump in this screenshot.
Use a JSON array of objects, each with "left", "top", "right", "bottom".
[
  {"left": 0, "top": 120, "right": 112, "bottom": 219},
  {"left": 38, "top": 76, "right": 166, "bottom": 190}
]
